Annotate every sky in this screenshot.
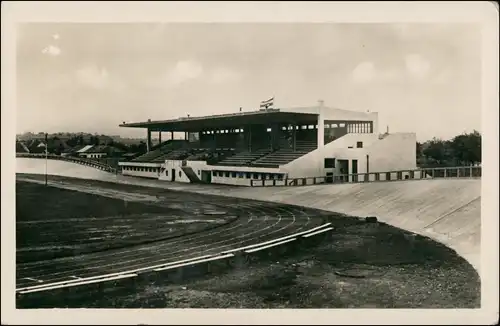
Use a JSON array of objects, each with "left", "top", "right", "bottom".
[{"left": 16, "top": 23, "right": 482, "bottom": 142}]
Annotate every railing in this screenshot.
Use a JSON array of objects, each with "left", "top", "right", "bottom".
[
  {"left": 16, "top": 153, "right": 119, "bottom": 174},
  {"left": 250, "top": 165, "right": 482, "bottom": 187}
]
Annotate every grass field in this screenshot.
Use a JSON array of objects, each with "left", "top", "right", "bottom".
[
  {"left": 16, "top": 180, "right": 237, "bottom": 263},
  {"left": 15, "top": 174, "right": 481, "bottom": 309}
]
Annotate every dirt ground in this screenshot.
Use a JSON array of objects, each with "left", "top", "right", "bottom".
[
  {"left": 16, "top": 181, "right": 235, "bottom": 263},
  {"left": 16, "top": 174, "right": 481, "bottom": 308}
]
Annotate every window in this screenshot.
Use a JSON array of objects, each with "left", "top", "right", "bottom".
[
  {"left": 218, "top": 171, "right": 224, "bottom": 177},
  {"left": 277, "top": 174, "right": 283, "bottom": 180},
  {"left": 166, "top": 170, "right": 168, "bottom": 176},
  {"left": 324, "top": 158, "right": 336, "bottom": 168},
  {"left": 245, "top": 172, "right": 251, "bottom": 179},
  {"left": 225, "top": 171, "right": 230, "bottom": 177},
  {"left": 253, "top": 173, "right": 259, "bottom": 179},
  {"left": 356, "top": 141, "right": 363, "bottom": 148},
  {"left": 231, "top": 172, "right": 237, "bottom": 178},
  {"left": 238, "top": 172, "right": 244, "bottom": 178},
  {"left": 197, "top": 170, "right": 200, "bottom": 175},
  {"left": 179, "top": 171, "right": 182, "bottom": 177},
  {"left": 212, "top": 171, "right": 216, "bottom": 176}
]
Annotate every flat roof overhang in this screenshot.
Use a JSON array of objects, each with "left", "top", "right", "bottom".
[{"left": 119, "top": 110, "right": 319, "bottom": 132}]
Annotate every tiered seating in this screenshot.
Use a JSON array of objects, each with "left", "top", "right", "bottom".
[
  {"left": 161, "top": 149, "right": 192, "bottom": 160},
  {"left": 217, "top": 148, "right": 271, "bottom": 166},
  {"left": 185, "top": 149, "right": 213, "bottom": 161},
  {"left": 251, "top": 140, "right": 317, "bottom": 167},
  {"left": 131, "top": 149, "right": 164, "bottom": 162},
  {"left": 132, "top": 140, "right": 188, "bottom": 162}
]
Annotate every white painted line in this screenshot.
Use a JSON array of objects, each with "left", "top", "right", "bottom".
[
  {"left": 19, "top": 273, "right": 138, "bottom": 294},
  {"left": 23, "top": 277, "right": 43, "bottom": 283},
  {"left": 153, "top": 253, "right": 234, "bottom": 272},
  {"left": 244, "top": 238, "right": 296, "bottom": 254},
  {"left": 69, "top": 276, "right": 81, "bottom": 280},
  {"left": 302, "top": 227, "right": 334, "bottom": 238},
  {"left": 221, "top": 223, "right": 332, "bottom": 254},
  {"left": 16, "top": 223, "right": 332, "bottom": 293},
  {"left": 16, "top": 254, "right": 214, "bottom": 293}
]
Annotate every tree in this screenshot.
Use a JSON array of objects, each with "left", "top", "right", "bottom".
[
  {"left": 422, "top": 138, "right": 450, "bottom": 165},
  {"left": 449, "top": 130, "right": 481, "bottom": 165}
]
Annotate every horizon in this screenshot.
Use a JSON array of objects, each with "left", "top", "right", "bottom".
[{"left": 16, "top": 23, "right": 482, "bottom": 142}]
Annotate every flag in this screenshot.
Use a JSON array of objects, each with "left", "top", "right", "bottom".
[{"left": 260, "top": 97, "right": 274, "bottom": 109}]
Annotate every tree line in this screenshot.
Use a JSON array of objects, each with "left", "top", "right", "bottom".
[{"left": 417, "top": 130, "right": 481, "bottom": 168}]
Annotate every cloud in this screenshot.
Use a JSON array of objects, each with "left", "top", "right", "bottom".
[
  {"left": 166, "top": 60, "right": 203, "bottom": 85},
  {"left": 52, "top": 34, "right": 60, "bottom": 40},
  {"left": 351, "top": 61, "right": 376, "bottom": 83},
  {"left": 41, "top": 45, "right": 61, "bottom": 56},
  {"left": 208, "top": 67, "right": 241, "bottom": 84},
  {"left": 352, "top": 56, "right": 431, "bottom": 85},
  {"left": 75, "top": 65, "right": 110, "bottom": 89},
  {"left": 405, "top": 54, "right": 431, "bottom": 79}
]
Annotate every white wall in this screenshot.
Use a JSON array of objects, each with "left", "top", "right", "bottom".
[
  {"left": 212, "top": 172, "right": 285, "bottom": 186},
  {"left": 282, "top": 132, "right": 416, "bottom": 178},
  {"left": 160, "top": 160, "right": 190, "bottom": 183},
  {"left": 120, "top": 162, "right": 162, "bottom": 179},
  {"left": 122, "top": 167, "right": 160, "bottom": 179},
  {"left": 282, "top": 133, "right": 376, "bottom": 178},
  {"left": 368, "top": 133, "right": 417, "bottom": 172},
  {"left": 119, "top": 162, "right": 162, "bottom": 168}
]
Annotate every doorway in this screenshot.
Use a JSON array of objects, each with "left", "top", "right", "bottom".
[
  {"left": 352, "top": 159, "right": 358, "bottom": 182},
  {"left": 338, "top": 159, "right": 349, "bottom": 182},
  {"left": 201, "top": 170, "right": 212, "bottom": 184},
  {"left": 171, "top": 169, "right": 176, "bottom": 182}
]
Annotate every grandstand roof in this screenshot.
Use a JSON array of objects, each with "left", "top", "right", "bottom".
[{"left": 119, "top": 109, "right": 318, "bottom": 132}]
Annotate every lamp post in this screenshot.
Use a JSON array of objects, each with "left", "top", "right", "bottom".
[{"left": 44, "top": 132, "right": 48, "bottom": 186}]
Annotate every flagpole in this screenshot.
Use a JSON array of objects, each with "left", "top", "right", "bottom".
[{"left": 45, "top": 132, "right": 48, "bottom": 186}]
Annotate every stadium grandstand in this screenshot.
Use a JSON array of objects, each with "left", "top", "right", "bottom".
[{"left": 118, "top": 100, "right": 417, "bottom": 186}]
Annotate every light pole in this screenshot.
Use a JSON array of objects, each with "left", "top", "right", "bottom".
[{"left": 44, "top": 132, "right": 48, "bottom": 186}]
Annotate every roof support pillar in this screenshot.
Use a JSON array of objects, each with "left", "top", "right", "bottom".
[
  {"left": 317, "top": 115, "right": 325, "bottom": 149},
  {"left": 158, "top": 131, "right": 162, "bottom": 144},
  {"left": 146, "top": 128, "right": 152, "bottom": 152},
  {"left": 248, "top": 126, "right": 252, "bottom": 152}
]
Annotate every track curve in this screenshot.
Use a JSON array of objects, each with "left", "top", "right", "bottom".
[{"left": 16, "top": 175, "right": 327, "bottom": 290}]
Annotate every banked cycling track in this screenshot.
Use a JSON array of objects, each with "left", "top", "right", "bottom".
[{"left": 15, "top": 158, "right": 481, "bottom": 283}]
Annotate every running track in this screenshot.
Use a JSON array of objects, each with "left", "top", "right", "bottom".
[{"left": 16, "top": 176, "right": 329, "bottom": 291}]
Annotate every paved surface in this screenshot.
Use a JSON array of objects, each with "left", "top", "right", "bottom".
[{"left": 16, "top": 158, "right": 482, "bottom": 273}]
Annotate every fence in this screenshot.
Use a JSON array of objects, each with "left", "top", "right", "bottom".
[
  {"left": 250, "top": 165, "right": 482, "bottom": 187},
  {"left": 16, "top": 153, "right": 119, "bottom": 174}
]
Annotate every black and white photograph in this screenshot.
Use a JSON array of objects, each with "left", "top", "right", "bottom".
[{"left": 2, "top": 1, "right": 498, "bottom": 325}]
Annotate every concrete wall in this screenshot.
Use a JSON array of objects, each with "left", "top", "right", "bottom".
[
  {"left": 367, "top": 133, "right": 417, "bottom": 172},
  {"left": 282, "top": 132, "right": 416, "bottom": 178},
  {"left": 158, "top": 160, "right": 213, "bottom": 183},
  {"left": 120, "top": 162, "right": 162, "bottom": 179},
  {"left": 160, "top": 160, "right": 189, "bottom": 183}
]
